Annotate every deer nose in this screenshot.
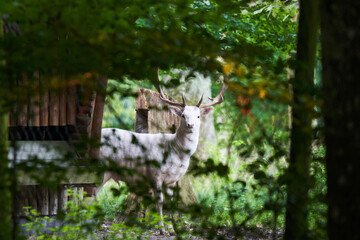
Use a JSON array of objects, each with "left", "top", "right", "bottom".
[{"left": 187, "top": 123, "right": 194, "bottom": 128}]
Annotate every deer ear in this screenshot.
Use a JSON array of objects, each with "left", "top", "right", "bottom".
[
  {"left": 200, "top": 107, "right": 213, "bottom": 117},
  {"left": 168, "top": 106, "right": 182, "bottom": 117}
]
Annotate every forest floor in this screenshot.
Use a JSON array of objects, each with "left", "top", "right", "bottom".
[{"left": 97, "top": 221, "right": 284, "bottom": 239}]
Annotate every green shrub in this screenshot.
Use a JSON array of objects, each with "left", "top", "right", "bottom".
[
  {"left": 22, "top": 189, "right": 102, "bottom": 239},
  {"left": 96, "top": 180, "right": 129, "bottom": 221}
]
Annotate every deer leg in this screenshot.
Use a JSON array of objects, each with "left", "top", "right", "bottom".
[
  {"left": 154, "top": 183, "right": 166, "bottom": 235},
  {"left": 166, "top": 185, "right": 175, "bottom": 218},
  {"left": 166, "top": 185, "right": 176, "bottom": 235},
  {"left": 88, "top": 172, "right": 112, "bottom": 203}
]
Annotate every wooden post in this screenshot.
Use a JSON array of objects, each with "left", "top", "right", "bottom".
[
  {"left": 84, "top": 77, "right": 108, "bottom": 196},
  {"left": 89, "top": 77, "right": 108, "bottom": 158}
]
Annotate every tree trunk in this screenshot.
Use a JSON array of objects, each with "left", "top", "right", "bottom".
[
  {"left": 284, "top": 0, "right": 319, "bottom": 239},
  {"left": 321, "top": 1, "right": 360, "bottom": 239},
  {"left": 1, "top": 16, "right": 15, "bottom": 240},
  {"left": 0, "top": 112, "right": 12, "bottom": 240}
]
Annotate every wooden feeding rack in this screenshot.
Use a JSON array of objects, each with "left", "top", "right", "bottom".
[
  {"left": 8, "top": 77, "right": 107, "bottom": 217},
  {"left": 3, "top": 16, "right": 107, "bottom": 218}
]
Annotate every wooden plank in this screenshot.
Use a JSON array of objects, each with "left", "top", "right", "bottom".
[
  {"left": 39, "top": 186, "right": 49, "bottom": 215},
  {"left": 49, "top": 92, "right": 59, "bottom": 125},
  {"left": 29, "top": 76, "right": 41, "bottom": 126},
  {"left": 40, "top": 91, "right": 49, "bottom": 126},
  {"left": 49, "top": 188, "right": 58, "bottom": 215},
  {"left": 34, "top": 186, "right": 43, "bottom": 214},
  {"left": 17, "top": 75, "right": 29, "bottom": 126},
  {"left": 59, "top": 90, "right": 67, "bottom": 126},
  {"left": 29, "top": 96, "right": 40, "bottom": 126},
  {"left": 15, "top": 186, "right": 26, "bottom": 216},
  {"left": 58, "top": 185, "right": 68, "bottom": 213},
  {"left": 22, "top": 187, "right": 30, "bottom": 216},
  {"left": 18, "top": 103, "right": 28, "bottom": 126},
  {"left": 27, "top": 185, "right": 38, "bottom": 211},
  {"left": 66, "top": 86, "right": 76, "bottom": 125},
  {"left": 8, "top": 112, "right": 15, "bottom": 127}
]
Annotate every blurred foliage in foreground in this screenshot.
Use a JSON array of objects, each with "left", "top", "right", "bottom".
[{"left": 0, "top": 0, "right": 328, "bottom": 239}]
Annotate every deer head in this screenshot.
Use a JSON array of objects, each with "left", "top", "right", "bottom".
[{"left": 154, "top": 68, "right": 227, "bottom": 132}]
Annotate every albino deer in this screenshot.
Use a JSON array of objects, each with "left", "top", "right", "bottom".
[{"left": 96, "top": 71, "right": 227, "bottom": 234}]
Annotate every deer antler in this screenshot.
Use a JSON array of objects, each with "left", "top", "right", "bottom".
[
  {"left": 154, "top": 68, "right": 186, "bottom": 107},
  {"left": 197, "top": 83, "right": 227, "bottom": 108}
]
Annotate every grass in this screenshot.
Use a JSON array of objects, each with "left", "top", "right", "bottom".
[
  {"left": 22, "top": 159, "right": 325, "bottom": 239},
  {"left": 192, "top": 173, "right": 285, "bottom": 229},
  {"left": 96, "top": 180, "right": 129, "bottom": 221},
  {"left": 91, "top": 145, "right": 326, "bottom": 237},
  {"left": 94, "top": 144, "right": 289, "bottom": 231}
]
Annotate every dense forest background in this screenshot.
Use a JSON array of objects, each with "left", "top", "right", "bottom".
[{"left": 0, "top": 0, "right": 359, "bottom": 239}]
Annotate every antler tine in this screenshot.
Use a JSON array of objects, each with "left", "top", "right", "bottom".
[
  {"left": 198, "top": 83, "right": 228, "bottom": 108},
  {"left": 196, "top": 95, "right": 203, "bottom": 107},
  {"left": 154, "top": 68, "right": 186, "bottom": 107},
  {"left": 181, "top": 93, "right": 187, "bottom": 106}
]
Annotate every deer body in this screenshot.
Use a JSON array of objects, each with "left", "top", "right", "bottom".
[
  {"left": 97, "top": 106, "right": 211, "bottom": 234},
  {"left": 99, "top": 108, "right": 200, "bottom": 187}
]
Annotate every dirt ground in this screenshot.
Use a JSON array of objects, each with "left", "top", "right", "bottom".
[{"left": 97, "top": 221, "right": 284, "bottom": 240}]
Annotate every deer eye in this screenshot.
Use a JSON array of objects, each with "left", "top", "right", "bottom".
[{"left": 197, "top": 116, "right": 200, "bottom": 118}]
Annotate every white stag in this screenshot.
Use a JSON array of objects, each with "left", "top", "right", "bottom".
[{"left": 96, "top": 74, "right": 227, "bottom": 234}]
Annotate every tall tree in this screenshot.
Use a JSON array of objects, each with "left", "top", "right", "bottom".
[
  {"left": 321, "top": 1, "right": 360, "bottom": 239},
  {"left": 0, "top": 18, "right": 12, "bottom": 240},
  {"left": 0, "top": 113, "right": 11, "bottom": 240},
  {"left": 285, "top": 0, "right": 319, "bottom": 239}
]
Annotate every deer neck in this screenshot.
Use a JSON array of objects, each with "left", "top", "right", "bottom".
[{"left": 172, "top": 123, "right": 199, "bottom": 157}]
